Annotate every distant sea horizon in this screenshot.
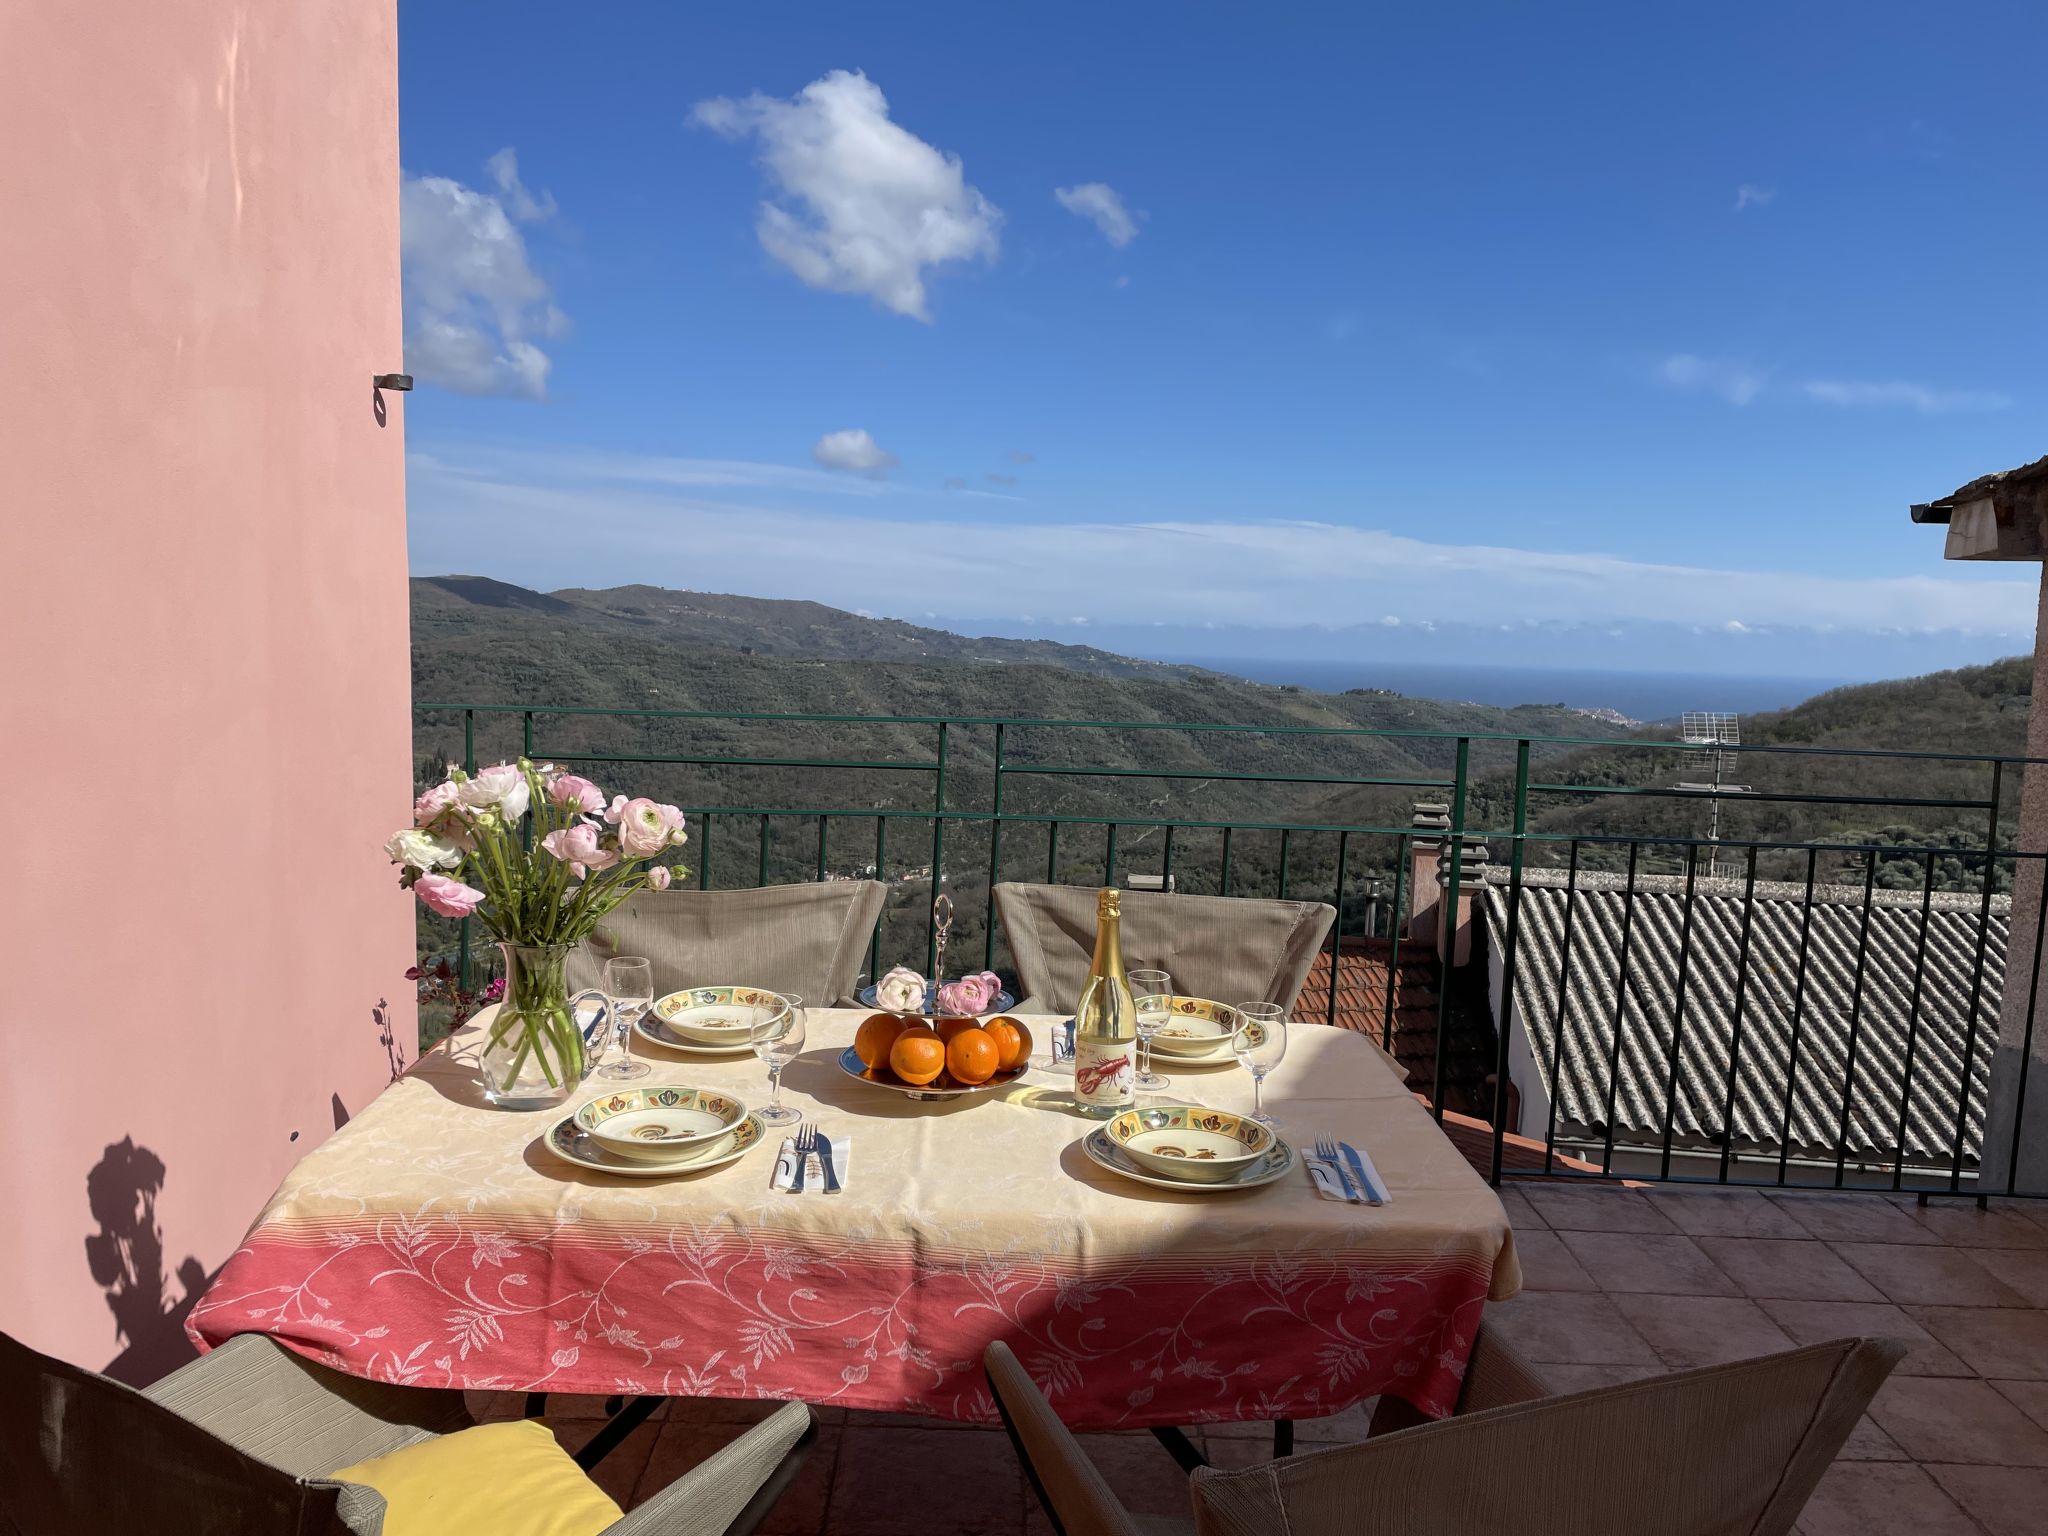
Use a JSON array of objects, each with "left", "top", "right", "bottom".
[{"left": 1174, "top": 658, "right": 1856, "bottom": 723}]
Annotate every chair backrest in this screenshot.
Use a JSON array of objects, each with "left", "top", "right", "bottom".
[
  {"left": 993, "top": 883, "right": 1335, "bottom": 1015},
  {"left": 0, "top": 1329, "right": 362, "bottom": 1535},
  {"left": 1188, "top": 1335, "right": 1905, "bottom": 1536},
  {"left": 566, "top": 881, "right": 887, "bottom": 1005}
]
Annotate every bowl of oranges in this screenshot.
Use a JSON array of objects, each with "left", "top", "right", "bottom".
[{"left": 838, "top": 1011, "right": 1035, "bottom": 1101}]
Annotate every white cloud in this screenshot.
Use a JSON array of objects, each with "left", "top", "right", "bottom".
[
  {"left": 1802, "top": 379, "right": 2011, "bottom": 415},
  {"left": 1656, "top": 353, "right": 1766, "bottom": 406},
  {"left": 401, "top": 150, "right": 566, "bottom": 399},
  {"left": 1054, "top": 182, "right": 1140, "bottom": 247},
  {"left": 693, "top": 70, "right": 1000, "bottom": 320},
  {"left": 1006, "top": 450, "right": 1035, "bottom": 465},
  {"left": 1733, "top": 183, "right": 1776, "bottom": 212},
  {"left": 409, "top": 445, "right": 2038, "bottom": 640},
  {"left": 810, "top": 428, "right": 898, "bottom": 476}
]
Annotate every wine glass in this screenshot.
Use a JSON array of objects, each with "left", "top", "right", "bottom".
[
  {"left": 1231, "top": 1002, "right": 1288, "bottom": 1127},
  {"left": 596, "top": 957, "right": 653, "bottom": 1081},
  {"left": 751, "top": 994, "right": 806, "bottom": 1127},
  {"left": 1128, "top": 969, "right": 1172, "bottom": 1093}
]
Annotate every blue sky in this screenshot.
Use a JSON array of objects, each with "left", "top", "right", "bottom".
[{"left": 399, "top": 2, "right": 2046, "bottom": 681}]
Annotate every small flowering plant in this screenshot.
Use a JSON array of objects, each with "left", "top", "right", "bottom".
[{"left": 387, "top": 759, "right": 688, "bottom": 1104}]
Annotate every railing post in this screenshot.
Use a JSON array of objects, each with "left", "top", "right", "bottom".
[
  {"left": 816, "top": 814, "right": 828, "bottom": 882},
  {"left": 1162, "top": 823, "right": 1177, "bottom": 890},
  {"left": 1831, "top": 851, "right": 1881, "bottom": 1189},
  {"left": 458, "top": 709, "right": 477, "bottom": 991},
  {"left": 1381, "top": 832, "right": 1407, "bottom": 1052},
  {"left": 1430, "top": 737, "right": 1470, "bottom": 1124},
  {"left": 1104, "top": 824, "right": 1119, "bottom": 887},
  {"left": 1278, "top": 828, "right": 1292, "bottom": 900},
  {"left": 699, "top": 813, "right": 713, "bottom": 889},
  {"left": 757, "top": 814, "right": 771, "bottom": 887},
  {"left": 1774, "top": 848, "right": 1821, "bottom": 1186},
  {"left": 1046, "top": 821, "right": 1061, "bottom": 882},
  {"left": 1889, "top": 850, "right": 1940, "bottom": 1191},
  {"left": 1600, "top": 840, "right": 1643, "bottom": 1175},
  {"left": 926, "top": 722, "right": 950, "bottom": 973},
  {"left": 1327, "top": 831, "right": 1349, "bottom": 1029},
  {"left": 985, "top": 722, "right": 1006, "bottom": 969},
  {"left": 1220, "top": 826, "right": 1234, "bottom": 897},
  {"left": 1955, "top": 759, "right": 2006, "bottom": 1199},
  {"left": 1657, "top": 842, "right": 1704, "bottom": 1181},
  {"left": 1489, "top": 740, "right": 1530, "bottom": 1185},
  {"left": 871, "top": 816, "right": 887, "bottom": 982},
  {"left": 1715, "top": 845, "right": 1761, "bottom": 1185},
  {"left": 1540, "top": 840, "right": 1581, "bottom": 1175}
]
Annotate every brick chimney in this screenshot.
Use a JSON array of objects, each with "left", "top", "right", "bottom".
[
  {"left": 1404, "top": 802, "right": 1452, "bottom": 949},
  {"left": 1434, "top": 835, "right": 1490, "bottom": 968}
]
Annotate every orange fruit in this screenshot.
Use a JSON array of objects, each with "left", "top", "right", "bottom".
[
  {"left": 983, "top": 1017, "right": 1032, "bottom": 1073},
  {"left": 935, "top": 1015, "right": 978, "bottom": 1044},
  {"left": 854, "top": 1012, "right": 905, "bottom": 1071},
  {"left": 946, "top": 1027, "right": 1000, "bottom": 1085},
  {"left": 889, "top": 1026, "right": 947, "bottom": 1086}
]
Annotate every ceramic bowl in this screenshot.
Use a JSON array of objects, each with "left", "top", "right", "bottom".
[
  {"left": 650, "top": 985, "right": 789, "bottom": 1046},
  {"left": 575, "top": 1085, "right": 750, "bottom": 1163},
  {"left": 1105, "top": 1104, "right": 1274, "bottom": 1184},
  {"left": 1143, "top": 997, "right": 1236, "bottom": 1056}
]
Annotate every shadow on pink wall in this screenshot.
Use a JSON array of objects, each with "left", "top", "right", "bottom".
[{"left": 84, "top": 1138, "right": 212, "bottom": 1386}]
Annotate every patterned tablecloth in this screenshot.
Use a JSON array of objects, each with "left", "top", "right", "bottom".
[{"left": 190, "top": 1010, "right": 1520, "bottom": 1429}]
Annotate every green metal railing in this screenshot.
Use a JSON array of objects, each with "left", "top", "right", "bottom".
[{"left": 416, "top": 701, "right": 2048, "bottom": 1201}]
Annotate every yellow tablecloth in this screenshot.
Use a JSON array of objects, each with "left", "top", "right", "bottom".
[{"left": 193, "top": 1010, "right": 1519, "bottom": 1427}]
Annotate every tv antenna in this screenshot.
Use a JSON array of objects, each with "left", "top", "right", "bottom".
[{"left": 1676, "top": 711, "right": 1751, "bottom": 878}]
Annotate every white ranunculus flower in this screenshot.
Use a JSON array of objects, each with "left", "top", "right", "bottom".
[
  {"left": 458, "top": 763, "right": 529, "bottom": 823},
  {"left": 385, "top": 828, "right": 464, "bottom": 872},
  {"left": 875, "top": 966, "right": 928, "bottom": 1015}
]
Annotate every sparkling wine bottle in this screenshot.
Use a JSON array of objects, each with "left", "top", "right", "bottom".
[{"left": 1072, "top": 887, "right": 1136, "bottom": 1119}]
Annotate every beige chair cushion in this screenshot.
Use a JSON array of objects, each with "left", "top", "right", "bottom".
[
  {"left": 566, "top": 881, "right": 886, "bottom": 1006},
  {"left": 1188, "top": 1336, "right": 1904, "bottom": 1536},
  {"left": 994, "top": 883, "right": 1335, "bottom": 1014}
]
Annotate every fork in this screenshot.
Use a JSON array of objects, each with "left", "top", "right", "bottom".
[
  {"left": 1314, "top": 1137, "right": 1362, "bottom": 1203},
  {"left": 795, "top": 1122, "right": 836, "bottom": 1193}
]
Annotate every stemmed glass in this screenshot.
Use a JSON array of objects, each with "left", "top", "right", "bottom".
[
  {"left": 1128, "top": 969, "right": 1172, "bottom": 1093},
  {"left": 1231, "top": 1002, "right": 1288, "bottom": 1128},
  {"left": 596, "top": 957, "right": 653, "bottom": 1081},
  {"left": 751, "top": 994, "right": 807, "bottom": 1127}
]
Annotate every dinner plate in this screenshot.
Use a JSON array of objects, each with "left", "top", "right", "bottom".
[
  {"left": 544, "top": 1110, "right": 767, "bottom": 1178},
  {"left": 856, "top": 980, "right": 1018, "bottom": 1016},
  {"left": 1080, "top": 1125, "right": 1296, "bottom": 1193},
  {"left": 836, "top": 1044, "right": 1030, "bottom": 1102},
  {"left": 634, "top": 1011, "right": 755, "bottom": 1056}
]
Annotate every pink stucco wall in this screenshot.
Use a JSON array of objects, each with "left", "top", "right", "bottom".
[{"left": 0, "top": 1, "right": 416, "bottom": 1380}]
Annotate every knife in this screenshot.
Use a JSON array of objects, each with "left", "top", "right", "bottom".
[
  {"left": 1339, "top": 1141, "right": 1388, "bottom": 1206},
  {"left": 815, "top": 1130, "right": 843, "bottom": 1193}
]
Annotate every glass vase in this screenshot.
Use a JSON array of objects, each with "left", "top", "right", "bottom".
[{"left": 479, "top": 941, "right": 586, "bottom": 1111}]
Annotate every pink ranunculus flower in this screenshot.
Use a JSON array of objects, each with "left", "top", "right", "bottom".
[
  {"left": 646, "top": 864, "right": 672, "bottom": 892},
  {"left": 458, "top": 763, "right": 530, "bottom": 823},
  {"left": 604, "top": 794, "right": 629, "bottom": 825},
  {"left": 936, "top": 970, "right": 1003, "bottom": 1016},
  {"left": 541, "top": 822, "right": 618, "bottom": 877},
  {"left": 414, "top": 873, "right": 486, "bottom": 918},
  {"left": 384, "top": 828, "right": 464, "bottom": 873},
  {"left": 413, "top": 781, "right": 460, "bottom": 826},
  {"left": 617, "top": 797, "right": 684, "bottom": 858},
  {"left": 875, "top": 965, "right": 928, "bottom": 1015},
  {"left": 547, "top": 774, "right": 606, "bottom": 815}
]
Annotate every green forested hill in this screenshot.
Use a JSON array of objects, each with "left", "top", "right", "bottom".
[
  {"left": 410, "top": 577, "right": 1634, "bottom": 961},
  {"left": 1309, "top": 656, "right": 2034, "bottom": 890}
]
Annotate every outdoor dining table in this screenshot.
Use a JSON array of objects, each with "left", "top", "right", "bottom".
[{"left": 189, "top": 1009, "right": 1521, "bottom": 1430}]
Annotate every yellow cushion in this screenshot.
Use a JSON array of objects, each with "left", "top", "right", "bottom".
[{"left": 328, "top": 1419, "right": 622, "bottom": 1536}]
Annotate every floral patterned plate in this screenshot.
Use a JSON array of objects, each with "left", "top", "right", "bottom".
[
  {"left": 1145, "top": 997, "right": 1238, "bottom": 1056},
  {"left": 1106, "top": 1103, "right": 1274, "bottom": 1183},
  {"left": 1081, "top": 1125, "right": 1296, "bottom": 1194},
  {"left": 575, "top": 1085, "right": 750, "bottom": 1163},
  {"left": 650, "top": 985, "right": 790, "bottom": 1046},
  {"left": 545, "top": 1110, "right": 766, "bottom": 1179}
]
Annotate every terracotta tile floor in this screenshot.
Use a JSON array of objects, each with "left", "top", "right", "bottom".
[{"left": 479, "top": 1184, "right": 2048, "bottom": 1535}]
